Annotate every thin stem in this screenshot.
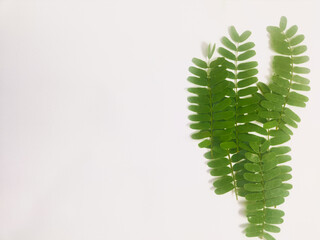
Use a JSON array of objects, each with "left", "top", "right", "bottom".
[
  {"left": 206, "top": 57, "right": 239, "bottom": 200},
  {"left": 276, "top": 32, "right": 295, "bottom": 130},
  {"left": 257, "top": 152, "right": 267, "bottom": 239},
  {"left": 234, "top": 42, "right": 240, "bottom": 152},
  {"left": 227, "top": 152, "right": 238, "bottom": 200}
]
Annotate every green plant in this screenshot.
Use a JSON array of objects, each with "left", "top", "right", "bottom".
[{"left": 187, "top": 16, "right": 310, "bottom": 240}]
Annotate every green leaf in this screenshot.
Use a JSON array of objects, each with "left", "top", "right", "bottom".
[
  {"left": 288, "top": 91, "right": 309, "bottom": 102},
  {"left": 213, "top": 176, "right": 233, "bottom": 187},
  {"left": 264, "top": 224, "right": 281, "bottom": 233},
  {"left": 290, "top": 34, "right": 305, "bottom": 46},
  {"left": 238, "top": 95, "right": 260, "bottom": 106},
  {"left": 261, "top": 100, "right": 282, "bottom": 112},
  {"left": 282, "top": 116, "right": 297, "bottom": 128},
  {"left": 270, "top": 134, "right": 291, "bottom": 145},
  {"left": 265, "top": 208, "right": 285, "bottom": 218},
  {"left": 221, "top": 37, "right": 237, "bottom": 51},
  {"left": 248, "top": 215, "right": 264, "bottom": 224},
  {"left": 211, "top": 81, "right": 230, "bottom": 94},
  {"left": 264, "top": 167, "right": 281, "bottom": 181},
  {"left": 239, "top": 142, "right": 253, "bottom": 151},
  {"left": 238, "top": 42, "right": 255, "bottom": 52},
  {"left": 245, "top": 152, "right": 260, "bottom": 163},
  {"left": 233, "top": 162, "right": 245, "bottom": 172},
  {"left": 261, "top": 141, "right": 270, "bottom": 153},
  {"left": 189, "top": 66, "right": 207, "bottom": 78},
  {"left": 263, "top": 120, "right": 279, "bottom": 129},
  {"left": 239, "top": 30, "right": 252, "bottom": 42},
  {"left": 215, "top": 183, "right": 234, "bottom": 195},
  {"left": 257, "top": 82, "right": 270, "bottom": 94},
  {"left": 224, "top": 60, "right": 236, "bottom": 70},
  {"left": 262, "top": 152, "right": 276, "bottom": 161},
  {"left": 212, "top": 98, "right": 232, "bottom": 111},
  {"left": 246, "top": 192, "right": 264, "bottom": 201},
  {"left": 188, "top": 105, "right": 210, "bottom": 113},
  {"left": 237, "top": 113, "right": 258, "bottom": 123},
  {"left": 210, "top": 167, "right": 232, "bottom": 176},
  {"left": 237, "top": 61, "right": 258, "bottom": 70},
  {"left": 187, "top": 76, "right": 207, "bottom": 86},
  {"left": 263, "top": 159, "right": 277, "bottom": 172},
  {"left": 245, "top": 224, "right": 264, "bottom": 234},
  {"left": 191, "top": 131, "right": 211, "bottom": 140},
  {"left": 208, "top": 43, "right": 216, "bottom": 59},
  {"left": 278, "top": 165, "right": 292, "bottom": 174},
  {"left": 231, "top": 151, "right": 245, "bottom": 162},
  {"left": 244, "top": 163, "right": 261, "bottom": 172},
  {"left": 238, "top": 105, "right": 259, "bottom": 115},
  {"left": 285, "top": 25, "right": 298, "bottom": 38},
  {"left": 276, "top": 155, "right": 291, "bottom": 164},
  {"left": 272, "top": 75, "right": 290, "bottom": 88},
  {"left": 265, "top": 197, "right": 285, "bottom": 207},
  {"left": 237, "top": 77, "right": 258, "bottom": 88},
  {"left": 291, "top": 83, "right": 310, "bottom": 91},
  {"left": 198, "top": 139, "right": 211, "bottom": 148},
  {"left": 213, "top": 110, "right": 235, "bottom": 120},
  {"left": 244, "top": 183, "right": 264, "bottom": 192},
  {"left": 247, "top": 202, "right": 264, "bottom": 211},
  {"left": 192, "top": 58, "right": 207, "bottom": 68},
  {"left": 238, "top": 86, "right": 258, "bottom": 96},
  {"left": 265, "top": 188, "right": 286, "bottom": 199},
  {"left": 279, "top": 123, "right": 294, "bottom": 135},
  {"left": 284, "top": 108, "right": 301, "bottom": 122},
  {"left": 265, "top": 93, "right": 285, "bottom": 103},
  {"left": 237, "top": 69, "right": 258, "bottom": 79},
  {"left": 287, "top": 98, "right": 306, "bottom": 107},
  {"left": 218, "top": 47, "right": 236, "bottom": 60},
  {"left": 265, "top": 179, "right": 282, "bottom": 190},
  {"left": 229, "top": 26, "right": 240, "bottom": 42},
  {"left": 292, "top": 45, "right": 307, "bottom": 55},
  {"left": 278, "top": 173, "right": 292, "bottom": 182},
  {"left": 265, "top": 216, "right": 284, "bottom": 224},
  {"left": 270, "top": 146, "right": 291, "bottom": 154},
  {"left": 244, "top": 173, "right": 262, "bottom": 182},
  {"left": 281, "top": 183, "right": 293, "bottom": 190},
  {"left": 238, "top": 50, "right": 256, "bottom": 61},
  {"left": 189, "top": 122, "right": 210, "bottom": 130},
  {"left": 187, "top": 96, "right": 210, "bottom": 104},
  {"left": 293, "top": 66, "right": 310, "bottom": 74},
  {"left": 273, "top": 55, "right": 290, "bottom": 65},
  {"left": 239, "top": 133, "right": 264, "bottom": 142},
  {"left": 188, "top": 114, "right": 210, "bottom": 122},
  {"left": 263, "top": 232, "right": 276, "bottom": 240},
  {"left": 292, "top": 56, "right": 309, "bottom": 64},
  {"left": 220, "top": 141, "right": 237, "bottom": 150},
  {"left": 188, "top": 87, "right": 209, "bottom": 96},
  {"left": 259, "top": 111, "right": 280, "bottom": 119},
  {"left": 293, "top": 75, "right": 310, "bottom": 84},
  {"left": 246, "top": 231, "right": 262, "bottom": 238},
  {"left": 279, "top": 16, "right": 287, "bottom": 31},
  {"left": 249, "top": 142, "right": 260, "bottom": 153},
  {"left": 238, "top": 123, "right": 268, "bottom": 136},
  {"left": 227, "top": 71, "right": 236, "bottom": 79},
  {"left": 213, "top": 120, "right": 235, "bottom": 130}
]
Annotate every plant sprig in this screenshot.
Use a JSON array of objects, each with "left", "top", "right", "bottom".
[{"left": 187, "top": 16, "right": 310, "bottom": 240}]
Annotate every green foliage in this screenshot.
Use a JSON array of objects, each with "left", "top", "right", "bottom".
[{"left": 187, "top": 17, "right": 310, "bottom": 240}]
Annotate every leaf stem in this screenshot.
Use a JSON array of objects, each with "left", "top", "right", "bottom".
[
  {"left": 227, "top": 152, "right": 238, "bottom": 200},
  {"left": 276, "top": 31, "right": 295, "bottom": 130}
]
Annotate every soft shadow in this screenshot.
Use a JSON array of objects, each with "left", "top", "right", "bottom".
[
  {"left": 201, "top": 42, "right": 209, "bottom": 58},
  {"left": 238, "top": 199, "right": 249, "bottom": 233}
]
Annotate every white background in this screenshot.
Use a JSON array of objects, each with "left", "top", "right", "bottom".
[{"left": 0, "top": 0, "right": 319, "bottom": 239}]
